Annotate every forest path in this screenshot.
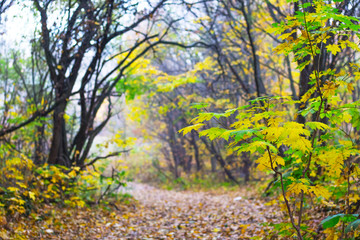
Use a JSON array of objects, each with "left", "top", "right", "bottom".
[{"left": 104, "top": 182, "right": 278, "bottom": 239}]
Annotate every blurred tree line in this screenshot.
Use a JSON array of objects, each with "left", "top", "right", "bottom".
[
  {"left": 0, "top": 0, "right": 359, "bottom": 195},
  {"left": 124, "top": 0, "right": 360, "bottom": 185}
]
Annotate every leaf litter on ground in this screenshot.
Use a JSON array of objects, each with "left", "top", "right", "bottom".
[{"left": 2, "top": 183, "right": 280, "bottom": 239}]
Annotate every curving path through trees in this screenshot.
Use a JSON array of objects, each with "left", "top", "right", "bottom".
[{"left": 104, "top": 183, "right": 279, "bottom": 239}]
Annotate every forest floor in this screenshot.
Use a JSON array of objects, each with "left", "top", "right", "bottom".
[
  {"left": 6, "top": 182, "right": 281, "bottom": 239},
  {"left": 102, "top": 182, "right": 279, "bottom": 239}
]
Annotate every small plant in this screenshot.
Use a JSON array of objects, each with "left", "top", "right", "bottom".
[{"left": 180, "top": 0, "right": 360, "bottom": 238}]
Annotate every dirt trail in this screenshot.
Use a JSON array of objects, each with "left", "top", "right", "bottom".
[{"left": 104, "top": 183, "right": 278, "bottom": 239}]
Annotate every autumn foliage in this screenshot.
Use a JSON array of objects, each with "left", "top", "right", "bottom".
[{"left": 0, "top": 0, "right": 360, "bottom": 239}]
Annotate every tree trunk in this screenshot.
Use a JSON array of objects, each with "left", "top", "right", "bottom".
[
  {"left": 209, "top": 141, "right": 239, "bottom": 184},
  {"left": 242, "top": 152, "right": 252, "bottom": 182},
  {"left": 34, "top": 123, "right": 45, "bottom": 165},
  {"left": 211, "top": 156, "right": 217, "bottom": 173},
  {"left": 48, "top": 101, "right": 69, "bottom": 166}
]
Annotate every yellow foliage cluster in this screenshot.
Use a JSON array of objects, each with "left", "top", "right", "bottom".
[
  {"left": 0, "top": 157, "right": 86, "bottom": 219},
  {"left": 0, "top": 153, "right": 127, "bottom": 225}
]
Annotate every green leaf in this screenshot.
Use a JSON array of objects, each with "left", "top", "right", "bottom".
[
  {"left": 300, "top": 2, "right": 312, "bottom": 9},
  {"left": 296, "top": 60, "right": 311, "bottom": 71},
  {"left": 231, "top": 129, "right": 257, "bottom": 142},
  {"left": 321, "top": 214, "right": 359, "bottom": 229},
  {"left": 199, "top": 128, "right": 226, "bottom": 141},
  {"left": 190, "top": 103, "right": 209, "bottom": 109},
  {"left": 321, "top": 214, "right": 343, "bottom": 229},
  {"left": 306, "top": 122, "right": 330, "bottom": 131},
  {"left": 345, "top": 219, "right": 360, "bottom": 233},
  {"left": 341, "top": 214, "right": 358, "bottom": 223},
  {"left": 233, "top": 140, "right": 277, "bottom": 155}
]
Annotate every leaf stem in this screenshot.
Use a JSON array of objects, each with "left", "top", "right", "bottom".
[{"left": 267, "top": 146, "right": 303, "bottom": 240}]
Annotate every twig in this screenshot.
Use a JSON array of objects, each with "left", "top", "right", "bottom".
[{"left": 82, "top": 149, "right": 131, "bottom": 169}]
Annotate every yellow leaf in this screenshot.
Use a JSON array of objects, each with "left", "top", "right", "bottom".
[
  {"left": 256, "top": 153, "right": 284, "bottom": 172},
  {"left": 7, "top": 187, "right": 19, "bottom": 192},
  {"left": 346, "top": 40, "right": 360, "bottom": 51},
  {"left": 63, "top": 114, "right": 70, "bottom": 122},
  {"left": 347, "top": 83, "right": 354, "bottom": 92},
  {"left": 68, "top": 170, "right": 77, "bottom": 178},
  {"left": 310, "top": 185, "right": 331, "bottom": 199},
  {"left": 324, "top": 227, "right": 339, "bottom": 240},
  {"left": 178, "top": 123, "right": 204, "bottom": 135},
  {"left": 10, "top": 111, "right": 18, "bottom": 117},
  {"left": 326, "top": 44, "right": 341, "bottom": 55},
  {"left": 342, "top": 112, "right": 352, "bottom": 123},
  {"left": 16, "top": 182, "right": 27, "bottom": 189},
  {"left": 288, "top": 182, "right": 310, "bottom": 195},
  {"left": 29, "top": 191, "right": 36, "bottom": 201},
  {"left": 190, "top": 113, "right": 214, "bottom": 124}
]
